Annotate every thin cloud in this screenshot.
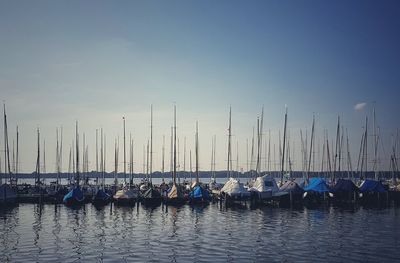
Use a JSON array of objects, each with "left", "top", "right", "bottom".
[{"left": 354, "top": 102, "right": 367, "bottom": 111}]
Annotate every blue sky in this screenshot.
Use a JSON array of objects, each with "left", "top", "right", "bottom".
[{"left": 0, "top": 0, "right": 399, "bottom": 173}]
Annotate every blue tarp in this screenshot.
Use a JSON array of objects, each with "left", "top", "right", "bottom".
[
  {"left": 359, "top": 180, "right": 387, "bottom": 193},
  {"left": 189, "top": 186, "right": 210, "bottom": 200},
  {"left": 94, "top": 189, "right": 110, "bottom": 200},
  {"left": 304, "top": 178, "right": 330, "bottom": 193},
  {"left": 331, "top": 179, "right": 358, "bottom": 193},
  {"left": 63, "top": 187, "right": 84, "bottom": 203}
]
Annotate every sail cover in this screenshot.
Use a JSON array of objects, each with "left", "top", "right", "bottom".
[
  {"left": 359, "top": 180, "right": 386, "bottom": 193},
  {"left": 331, "top": 179, "right": 358, "bottom": 193},
  {"left": 303, "top": 178, "right": 330, "bottom": 193},
  {"left": 189, "top": 185, "right": 210, "bottom": 199},
  {"left": 279, "top": 180, "right": 304, "bottom": 194}
]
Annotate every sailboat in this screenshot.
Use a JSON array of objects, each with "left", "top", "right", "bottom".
[
  {"left": 165, "top": 105, "right": 185, "bottom": 206},
  {"left": 220, "top": 107, "right": 250, "bottom": 204},
  {"left": 63, "top": 122, "right": 85, "bottom": 206},
  {"left": 141, "top": 105, "right": 162, "bottom": 206},
  {"left": 189, "top": 122, "right": 210, "bottom": 205},
  {"left": 249, "top": 108, "right": 287, "bottom": 204},
  {"left": 209, "top": 135, "right": 221, "bottom": 191},
  {"left": 0, "top": 104, "right": 17, "bottom": 206},
  {"left": 92, "top": 128, "right": 111, "bottom": 206},
  {"left": 113, "top": 117, "right": 138, "bottom": 206}
]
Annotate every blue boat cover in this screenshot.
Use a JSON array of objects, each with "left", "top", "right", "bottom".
[
  {"left": 94, "top": 189, "right": 110, "bottom": 200},
  {"left": 359, "top": 180, "right": 387, "bottom": 193},
  {"left": 303, "top": 178, "right": 330, "bottom": 193},
  {"left": 63, "top": 187, "right": 84, "bottom": 203},
  {"left": 331, "top": 179, "right": 358, "bottom": 193},
  {"left": 189, "top": 185, "right": 210, "bottom": 199}
]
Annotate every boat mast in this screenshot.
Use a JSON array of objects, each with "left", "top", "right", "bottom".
[
  {"left": 195, "top": 121, "right": 199, "bottom": 183},
  {"left": 100, "top": 128, "right": 103, "bottom": 188},
  {"left": 173, "top": 105, "right": 177, "bottom": 185},
  {"left": 36, "top": 128, "right": 40, "bottom": 186},
  {"left": 346, "top": 129, "right": 353, "bottom": 180},
  {"left": 307, "top": 115, "right": 315, "bottom": 184},
  {"left": 150, "top": 106, "right": 153, "bottom": 184},
  {"left": 227, "top": 107, "right": 232, "bottom": 179},
  {"left": 123, "top": 116, "right": 126, "bottom": 184},
  {"left": 373, "top": 107, "right": 378, "bottom": 180},
  {"left": 129, "top": 133, "right": 133, "bottom": 186},
  {"left": 280, "top": 107, "right": 288, "bottom": 186},
  {"left": 4, "top": 104, "right": 12, "bottom": 184},
  {"left": 96, "top": 129, "right": 98, "bottom": 184},
  {"left": 16, "top": 126, "right": 18, "bottom": 185},
  {"left": 333, "top": 116, "right": 340, "bottom": 182},
  {"left": 162, "top": 135, "right": 165, "bottom": 174},
  {"left": 75, "top": 121, "right": 80, "bottom": 187},
  {"left": 183, "top": 136, "right": 186, "bottom": 173},
  {"left": 212, "top": 135, "right": 215, "bottom": 179}
]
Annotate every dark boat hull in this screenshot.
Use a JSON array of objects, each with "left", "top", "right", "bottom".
[{"left": 113, "top": 198, "right": 136, "bottom": 206}]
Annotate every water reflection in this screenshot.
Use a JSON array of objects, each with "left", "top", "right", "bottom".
[
  {"left": 1, "top": 203, "right": 400, "bottom": 262},
  {"left": 0, "top": 205, "right": 19, "bottom": 262}
]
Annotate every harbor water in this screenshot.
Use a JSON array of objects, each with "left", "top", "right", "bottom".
[{"left": 1, "top": 202, "right": 400, "bottom": 262}]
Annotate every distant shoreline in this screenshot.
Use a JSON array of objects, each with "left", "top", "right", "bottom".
[{"left": 2, "top": 171, "right": 393, "bottom": 179}]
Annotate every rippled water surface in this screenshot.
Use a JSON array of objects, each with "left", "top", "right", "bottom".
[{"left": 1, "top": 203, "right": 400, "bottom": 262}]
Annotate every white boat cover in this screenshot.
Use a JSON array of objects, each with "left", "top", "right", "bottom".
[
  {"left": 167, "top": 184, "right": 182, "bottom": 199},
  {"left": 250, "top": 175, "right": 280, "bottom": 193},
  {"left": 221, "top": 177, "right": 250, "bottom": 197},
  {"left": 249, "top": 175, "right": 287, "bottom": 198},
  {"left": 114, "top": 188, "right": 138, "bottom": 199}
]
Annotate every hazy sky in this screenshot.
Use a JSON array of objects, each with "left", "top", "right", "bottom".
[{"left": 1, "top": 0, "right": 399, "bottom": 173}]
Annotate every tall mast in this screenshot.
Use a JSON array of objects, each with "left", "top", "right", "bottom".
[
  {"left": 56, "top": 128, "right": 60, "bottom": 184},
  {"left": 173, "top": 105, "right": 177, "bottom": 185},
  {"left": 190, "top": 149, "right": 192, "bottom": 182},
  {"left": 100, "top": 128, "right": 103, "bottom": 187},
  {"left": 150, "top": 106, "right": 153, "bottom": 184},
  {"left": 333, "top": 116, "right": 340, "bottom": 182},
  {"left": 115, "top": 138, "right": 118, "bottom": 185},
  {"left": 236, "top": 140, "right": 239, "bottom": 177},
  {"left": 103, "top": 133, "right": 104, "bottom": 186},
  {"left": 75, "top": 121, "right": 80, "bottom": 186},
  {"left": 364, "top": 116, "right": 368, "bottom": 179},
  {"left": 129, "top": 133, "right": 133, "bottom": 185},
  {"left": 123, "top": 116, "right": 126, "bottom": 184},
  {"left": 258, "top": 107, "right": 264, "bottom": 174},
  {"left": 250, "top": 126, "right": 254, "bottom": 177},
  {"left": 36, "top": 128, "right": 40, "bottom": 185},
  {"left": 96, "top": 129, "right": 99, "bottom": 181},
  {"left": 213, "top": 136, "right": 216, "bottom": 177},
  {"left": 183, "top": 136, "right": 186, "bottom": 172},
  {"left": 170, "top": 126, "right": 173, "bottom": 179},
  {"left": 307, "top": 115, "right": 315, "bottom": 183},
  {"left": 373, "top": 107, "right": 378, "bottom": 180},
  {"left": 142, "top": 144, "right": 145, "bottom": 175},
  {"left": 43, "top": 139, "right": 46, "bottom": 175},
  {"left": 268, "top": 130, "right": 271, "bottom": 173},
  {"left": 280, "top": 107, "right": 288, "bottom": 186},
  {"left": 60, "top": 127, "right": 63, "bottom": 177},
  {"left": 162, "top": 135, "right": 165, "bottom": 174},
  {"left": 256, "top": 117, "right": 260, "bottom": 174},
  {"left": 227, "top": 107, "right": 232, "bottom": 179},
  {"left": 16, "top": 126, "right": 19, "bottom": 184},
  {"left": 4, "top": 104, "right": 12, "bottom": 183},
  {"left": 346, "top": 129, "right": 353, "bottom": 180},
  {"left": 195, "top": 121, "right": 199, "bottom": 183},
  {"left": 146, "top": 139, "right": 149, "bottom": 181}
]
